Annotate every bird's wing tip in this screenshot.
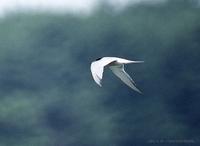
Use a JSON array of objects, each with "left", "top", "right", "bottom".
[{"left": 98, "top": 82, "right": 102, "bottom": 87}]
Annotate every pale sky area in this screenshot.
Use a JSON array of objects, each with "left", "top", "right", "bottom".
[{"left": 0, "top": 0, "right": 165, "bottom": 16}]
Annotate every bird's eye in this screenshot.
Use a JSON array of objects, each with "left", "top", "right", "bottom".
[{"left": 96, "top": 57, "right": 102, "bottom": 61}]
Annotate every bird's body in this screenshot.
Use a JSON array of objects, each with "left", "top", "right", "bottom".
[{"left": 90, "top": 57, "right": 143, "bottom": 93}]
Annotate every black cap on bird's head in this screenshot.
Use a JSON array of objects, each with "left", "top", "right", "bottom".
[{"left": 95, "top": 57, "right": 102, "bottom": 61}]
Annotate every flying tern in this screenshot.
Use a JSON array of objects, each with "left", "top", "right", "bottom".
[{"left": 90, "top": 57, "right": 143, "bottom": 93}]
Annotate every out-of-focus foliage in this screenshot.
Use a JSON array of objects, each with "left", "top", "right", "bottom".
[{"left": 0, "top": 0, "right": 200, "bottom": 145}]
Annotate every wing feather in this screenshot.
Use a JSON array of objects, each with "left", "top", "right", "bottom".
[
  {"left": 90, "top": 58, "right": 117, "bottom": 86},
  {"left": 109, "top": 65, "right": 142, "bottom": 93},
  {"left": 90, "top": 61, "right": 103, "bottom": 86}
]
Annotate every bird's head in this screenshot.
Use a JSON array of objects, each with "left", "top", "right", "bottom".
[{"left": 95, "top": 57, "right": 102, "bottom": 61}]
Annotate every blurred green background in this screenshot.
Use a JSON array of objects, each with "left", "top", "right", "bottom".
[{"left": 0, "top": 0, "right": 200, "bottom": 145}]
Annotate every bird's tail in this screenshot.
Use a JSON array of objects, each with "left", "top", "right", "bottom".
[{"left": 129, "top": 61, "right": 144, "bottom": 63}]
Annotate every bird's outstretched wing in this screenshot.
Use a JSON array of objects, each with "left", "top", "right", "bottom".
[
  {"left": 109, "top": 65, "right": 142, "bottom": 93},
  {"left": 90, "top": 58, "right": 117, "bottom": 86}
]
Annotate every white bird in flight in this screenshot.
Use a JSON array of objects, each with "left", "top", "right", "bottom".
[{"left": 90, "top": 57, "right": 143, "bottom": 93}]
